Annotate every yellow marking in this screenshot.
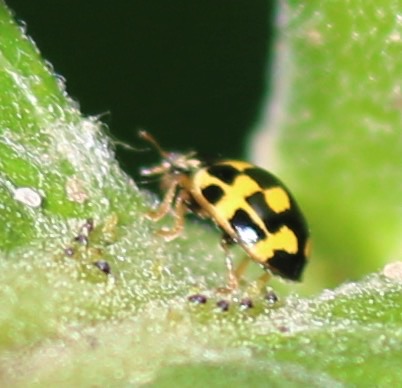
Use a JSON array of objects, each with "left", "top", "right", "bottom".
[
  {"left": 272, "top": 226, "right": 298, "bottom": 253},
  {"left": 251, "top": 226, "right": 298, "bottom": 262},
  {"left": 192, "top": 171, "right": 267, "bottom": 233},
  {"left": 264, "top": 187, "right": 290, "bottom": 213},
  {"left": 215, "top": 175, "right": 260, "bottom": 220}
]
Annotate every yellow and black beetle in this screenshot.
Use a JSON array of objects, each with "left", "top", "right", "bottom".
[{"left": 140, "top": 131, "right": 310, "bottom": 292}]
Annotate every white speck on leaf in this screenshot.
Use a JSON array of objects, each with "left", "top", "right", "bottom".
[{"left": 14, "top": 187, "right": 42, "bottom": 208}]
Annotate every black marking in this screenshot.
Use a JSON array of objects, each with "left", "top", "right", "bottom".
[
  {"left": 246, "top": 191, "right": 309, "bottom": 281},
  {"left": 244, "top": 167, "right": 282, "bottom": 189},
  {"left": 229, "top": 209, "right": 265, "bottom": 245},
  {"left": 207, "top": 164, "right": 240, "bottom": 185},
  {"left": 246, "top": 191, "right": 308, "bottom": 239},
  {"left": 246, "top": 192, "right": 280, "bottom": 232},
  {"left": 201, "top": 184, "right": 224, "bottom": 205},
  {"left": 246, "top": 191, "right": 283, "bottom": 233},
  {"left": 267, "top": 250, "right": 306, "bottom": 281}
]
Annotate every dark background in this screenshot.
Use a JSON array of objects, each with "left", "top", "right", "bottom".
[{"left": 7, "top": 1, "right": 275, "bottom": 177}]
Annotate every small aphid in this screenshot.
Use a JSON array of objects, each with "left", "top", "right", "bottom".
[
  {"left": 73, "top": 218, "right": 95, "bottom": 246},
  {"left": 93, "top": 260, "right": 111, "bottom": 275},
  {"left": 74, "top": 234, "right": 89, "bottom": 246},
  {"left": 140, "top": 131, "right": 310, "bottom": 294},
  {"left": 216, "top": 299, "right": 230, "bottom": 312},
  {"left": 265, "top": 290, "right": 279, "bottom": 304},
  {"left": 188, "top": 294, "right": 208, "bottom": 304},
  {"left": 82, "top": 218, "right": 94, "bottom": 234},
  {"left": 277, "top": 326, "right": 290, "bottom": 333},
  {"left": 239, "top": 298, "right": 254, "bottom": 310}
]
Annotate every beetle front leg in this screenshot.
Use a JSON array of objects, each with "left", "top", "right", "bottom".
[
  {"left": 145, "top": 179, "right": 179, "bottom": 221},
  {"left": 156, "top": 190, "right": 188, "bottom": 241}
]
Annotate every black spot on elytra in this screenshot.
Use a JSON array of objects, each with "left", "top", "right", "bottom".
[
  {"left": 229, "top": 209, "right": 265, "bottom": 244},
  {"left": 201, "top": 184, "right": 224, "bottom": 204},
  {"left": 246, "top": 191, "right": 283, "bottom": 233},
  {"left": 267, "top": 250, "right": 306, "bottom": 281},
  {"left": 244, "top": 167, "right": 281, "bottom": 189},
  {"left": 246, "top": 191, "right": 308, "bottom": 239},
  {"left": 245, "top": 191, "right": 309, "bottom": 281},
  {"left": 207, "top": 164, "right": 240, "bottom": 184}
]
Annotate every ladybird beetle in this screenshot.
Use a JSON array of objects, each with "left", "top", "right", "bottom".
[{"left": 139, "top": 131, "right": 310, "bottom": 292}]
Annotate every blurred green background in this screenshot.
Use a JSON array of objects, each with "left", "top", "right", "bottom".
[{"left": 7, "top": 0, "right": 275, "bottom": 173}]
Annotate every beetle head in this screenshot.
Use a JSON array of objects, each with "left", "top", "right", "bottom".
[{"left": 139, "top": 130, "right": 201, "bottom": 177}]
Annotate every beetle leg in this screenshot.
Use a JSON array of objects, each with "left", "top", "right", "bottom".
[
  {"left": 225, "top": 255, "right": 239, "bottom": 290},
  {"left": 216, "top": 235, "right": 239, "bottom": 293},
  {"left": 223, "top": 256, "right": 251, "bottom": 292},
  {"left": 156, "top": 190, "right": 187, "bottom": 241},
  {"left": 234, "top": 256, "right": 251, "bottom": 281},
  {"left": 146, "top": 179, "right": 179, "bottom": 221},
  {"left": 256, "top": 272, "right": 271, "bottom": 290},
  {"left": 245, "top": 271, "right": 272, "bottom": 297}
]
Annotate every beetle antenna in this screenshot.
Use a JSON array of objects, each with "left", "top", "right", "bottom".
[{"left": 138, "top": 130, "right": 169, "bottom": 158}]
